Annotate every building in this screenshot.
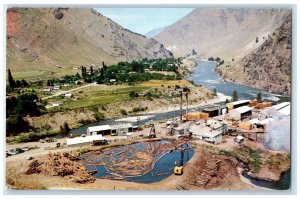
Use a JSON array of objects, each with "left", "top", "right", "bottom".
[
  {"left": 42, "top": 86, "right": 53, "bottom": 92},
  {"left": 87, "top": 125, "right": 111, "bottom": 136},
  {"left": 260, "top": 102, "right": 290, "bottom": 119},
  {"left": 66, "top": 134, "right": 106, "bottom": 147},
  {"left": 86, "top": 123, "right": 133, "bottom": 136},
  {"left": 53, "top": 85, "right": 61, "bottom": 90},
  {"left": 226, "top": 100, "right": 250, "bottom": 110},
  {"left": 65, "top": 93, "right": 73, "bottom": 98},
  {"left": 110, "top": 123, "right": 133, "bottom": 136},
  {"left": 189, "top": 124, "right": 224, "bottom": 144},
  {"left": 229, "top": 106, "right": 252, "bottom": 120},
  {"left": 202, "top": 105, "right": 228, "bottom": 117}
]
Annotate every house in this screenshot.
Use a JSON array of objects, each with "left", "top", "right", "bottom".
[
  {"left": 65, "top": 93, "right": 73, "bottom": 98},
  {"left": 42, "top": 86, "right": 53, "bottom": 92},
  {"left": 53, "top": 85, "right": 61, "bottom": 90},
  {"left": 173, "top": 122, "right": 191, "bottom": 135},
  {"left": 66, "top": 134, "right": 106, "bottom": 147},
  {"left": 229, "top": 106, "right": 253, "bottom": 120},
  {"left": 226, "top": 100, "right": 250, "bottom": 110}
]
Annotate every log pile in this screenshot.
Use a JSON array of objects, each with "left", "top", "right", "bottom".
[
  {"left": 43, "top": 152, "right": 95, "bottom": 183},
  {"left": 24, "top": 160, "right": 43, "bottom": 175},
  {"left": 25, "top": 152, "right": 95, "bottom": 184}
]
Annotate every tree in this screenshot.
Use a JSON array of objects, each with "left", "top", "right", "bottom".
[
  {"left": 257, "top": 91, "right": 262, "bottom": 102},
  {"left": 213, "top": 88, "right": 217, "bottom": 96},
  {"left": 232, "top": 90, "right": 238, "bottom": 102},
  {"left": 255, "top": 36, "right": 259, "bottom": 43},
  {"left": 215, "top": 57, "right": 221, "bottom": 62},
  {"left": 60, "top": 121, "right": 70, "bottom": 136},
  {"left": 90, "top": 66, "right": 93, "bottom": 76},
  {"left": 21, "top": 79, "right": 29, "bottom": 87},
  {"left": 225, "top": 99, "right": 229, "bottom": 104},
  {"left": 8, "top": 69, "right": 15, "bottom": 89}
]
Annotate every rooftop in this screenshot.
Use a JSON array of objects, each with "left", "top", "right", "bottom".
[
  {"left": 231, "top": 106, "right": 253, "bottom": 114},
  {"left": 189, "top": 124, "right": 223, "bottom": 137},
  {"left": 66, "top": 134, "right": 105, "bottom": 146},
  {"left": 228, "top": 100, "right": 250, "bottom": 106},
  {"left": 87, "top": 125, "right": 111, "bottom": 132},
  {"left": 271, "top": 102, "right": 290, "bottom": 111}
]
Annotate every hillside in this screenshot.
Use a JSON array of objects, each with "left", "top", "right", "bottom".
[
  {"left": 216, "top": 14, "right": 291, "bottom": 96},
  {"left": 6, "top": 8, "right": 172, "bottom": 79},
  {"left": 154, "top": 8, "right": 290, "bottom": 59}
]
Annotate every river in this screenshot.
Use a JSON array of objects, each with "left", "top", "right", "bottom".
[{"left": 186, "top": 60, "right": 290, "bottom": 102}]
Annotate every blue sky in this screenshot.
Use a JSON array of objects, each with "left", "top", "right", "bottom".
[{"left": 95, "top": 8, "right": 194, "bottom": 35}]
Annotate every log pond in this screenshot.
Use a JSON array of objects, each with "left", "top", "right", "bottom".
[{"left": 80, "top": 139, "right": 194, "bottom": 183}]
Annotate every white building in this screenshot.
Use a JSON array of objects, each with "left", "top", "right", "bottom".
[
  {"left": 65, "top": 93, "right": 73, "bottom": 98},
  {"left": 87, "top": 125, "right": 111, "bottom": 136},
  {"left": 260, "top": 102, "right": 290, "bottom": 119},
  {"left": 189, "top": 121, "right": 227, "bottom": 144},
  {"left": 110, "top": 123, "right": 132, "bottom": 136},
  {"left": 86, "top": 123, "right": 132, "bottom": 136},
  {"left": 229, "top": 106, "right": 253, "bottom": 120},
  {"left": 66, "top": 134, "right": 106, "bottom": 147}
]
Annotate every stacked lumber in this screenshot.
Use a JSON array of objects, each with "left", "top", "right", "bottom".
[
  {"left": 183, "top": 112, "right": 209, "bottom": 120},
  {"left": 24, "top": 160, "right": 43, "bottom": 175},
  {"left": 239, "top": 121, "right": 252, "bottom": 130},
  {"left": 256, "top": 102, "right": 272, "bottom": 109},
  {"left": 249, "top": 100, "right": 258, "bottom": 107}
]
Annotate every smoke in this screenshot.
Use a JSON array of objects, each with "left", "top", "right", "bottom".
[{"left": 264, "top": 116, "right": 290, "bottom": 152}]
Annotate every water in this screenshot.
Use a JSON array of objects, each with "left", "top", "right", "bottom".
[
  {"left": 242, "top": 169, "right": 291, "bottom": 190},
  {"left": 80, "top": 140, "right": 194, "bottom": 183},
  {"left": 186, "top": 60, "right": 290, "bottom": 102}
]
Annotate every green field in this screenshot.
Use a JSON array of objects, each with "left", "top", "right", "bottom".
[{"left": 61, "top": 86, "right": 149, "bottom": 109}]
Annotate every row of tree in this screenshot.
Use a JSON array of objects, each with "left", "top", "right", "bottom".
[{"left": 8, "top": 69, "right": 29, "bottom": 90}]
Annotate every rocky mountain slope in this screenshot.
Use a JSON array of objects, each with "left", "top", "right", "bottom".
[
  {"left": 145, "top": 26, "right": 166, "bottom": 38},
  {"left": 154, "top": 8, "right": 290, "bottom": 59},
  {"left": 216, "top": 14, "right": 291, "bottom": 96},
  {"left": 6, "top": 8, "right": 172, "bottom": 79}
]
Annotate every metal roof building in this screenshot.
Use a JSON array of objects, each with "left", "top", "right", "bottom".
[
  {"left": 229, "top": 106, "right": 253, "bottom": 120},
  {"left": 66, "top": 134, "right": 106, "bottom": 147}
]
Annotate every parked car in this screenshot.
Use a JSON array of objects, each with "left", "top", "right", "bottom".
[
  {"left": 21, "top": 147, "right": 29, "bottom": 152},
  {"left": 39, "top": 139, "right": 45, "bottom": 143}
]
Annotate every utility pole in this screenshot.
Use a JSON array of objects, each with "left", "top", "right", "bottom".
[
  {"left": 180, "top": 90, "right": 183, "bottom": 121},
  {"left": 185, "top": 92, "right": 189, "bottom": 114}
]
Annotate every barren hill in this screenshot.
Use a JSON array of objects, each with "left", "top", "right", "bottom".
[
  {"left": 154, "top": 8, "right": 290, "bottom": 59},
  {"left": 6, "top": 8, "right": 172, "bottom": 79},
  {"left": 216, "top": 14, "right": 291, "bottom": 96}
]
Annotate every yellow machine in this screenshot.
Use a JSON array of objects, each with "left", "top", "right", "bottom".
[{"left": 174, "top": 166, "right": 183, "bottom": 175}]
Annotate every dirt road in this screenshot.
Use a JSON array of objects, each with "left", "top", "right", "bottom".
[{"left": 41, "top": 82, "right": 97, "bottom": 100}]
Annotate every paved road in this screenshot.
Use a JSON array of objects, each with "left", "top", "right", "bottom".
[{"left": 41, "top": 82, "right": 97, "bottom": 100}]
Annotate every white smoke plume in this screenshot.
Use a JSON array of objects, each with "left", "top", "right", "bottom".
[{"left": 264, "top": 116, "right": 290, "bottom": 153}]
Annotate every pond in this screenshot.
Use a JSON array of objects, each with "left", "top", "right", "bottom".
[
  {"left": 80, "top": 139, "right": 194, "bottom": 183},
  {"left": 242, "top": 169, "right": 291, "bottom": 190}
]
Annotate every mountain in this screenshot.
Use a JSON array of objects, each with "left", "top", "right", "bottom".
[
  {"left": 216, "top": 14, "right": 291, "bottom": 96},
  {"left": 145, "top": 26, "right": 166, "bottom": 38},
  {"left": 154, "top": 8, "right": 290, "bottom": 59},
  {"left": 6, "top": 8, "right": 172, "bottom": 79}
]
